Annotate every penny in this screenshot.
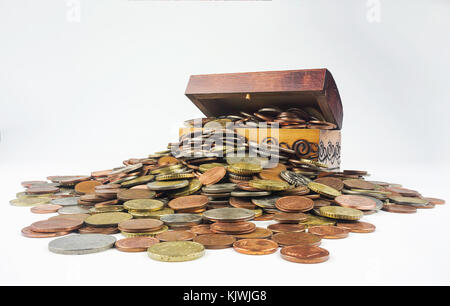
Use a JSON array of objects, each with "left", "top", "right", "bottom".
[
  {"left": 48, "top": 234, "right": 116, "bottom": 255},
  {"left": 74, "top": 180, "right": 102, "bottom": 194},
  {"left": 233, "top": 227, "right": 273, "bottom": 239},
  {"left": 202, "top": 208, "right": 255, "bottom": 222},
  {"left": 49, "top": 213, "right": 90, "bottom": 222},
  {"left": 147, "top": 180, "right": 189, "bottom": 191},
  {"left": 423, "top": 197, "right": 445, "bottom": 205},
  {"left": 385, "top": 187, "right": 420, "bottom": 197},
  {"left": 280, "top": 245, "right": 329, "bottom": 264},
  {"left": 168, "top": 195, "right": 209, "bottom": 211},
  {"left": 21, "top": 180, "right": 49, "bottom": 188},
  {"left": 51, "top": 197, "right": 80, "bottom": 206},
  {"left": 123, "top": 199, "right": 164, "bottom": 212},
  {"left": 118, "top": 219, "right": 164, "bottom": 233},
  {"left": 342, "top": 179, "right": 375, "bottom": 190},
  {"left": 229, "top": 197, "right": 256, "bottom": 210},
  {"left": 21, "top": 226, "right": 71, "bottom": 238},
  {"left": 280, "top": 185, "right": 310, "bottom": 196},
  {"left": 78, "top": 225, "right": 119, "bottom": 235},
  {"left": 85, "top": 212, "right": 133, "bottom": 227},
  {"left": 115, "top": 237, "right": 160, "bottom": 252},
  {"left": 318, "top": 206, "right": 363, "bottom": 221},
  {"left": 199, "top": 167, "right": 227, "bottom": 185},
  {"left": 259, "top": 170, "right": 284, "bottom": 182},
  {"left": 254, "top": 214, "right": 274, "bottom": 221},
  {"left": 147, "top": 241, "right": 205, "bottom": 262},
  {"left": 30, "top": 219, "right": 83, "bottom": 233},
  {"left": 26, "top": 186, "right": 59, "bottom": 195},
  {"left": 156, "top": 230, "right": 196, "bottom": 242},
  {"left": 308, "top": 225, "right": 349, "bottom": 239},
  {"left": 58, "top": 206, "right": 91, "bottom": 215},
  {"left": 117, "top": 189, "right": 156, "bottom": 201},
  {"left": 210, "top": 221, "right": 256, "bottom": 235},
  {"left": 275, "top": 196, "right": 314, "bottom": 213},
  {"left": 336, "top": 221, "right": 376, "bottom": 233},
  {"left": 194, "top": 234, "right": 236, "bottom": 249},
  {"left": 272, "top": 232, "right": 322, "bottom": 246},
  {"left": 30, "top": 204, "right": 63, "bottom": 214},
  {"left": 335, "top": 195, "right": 377, "bottom": 210},
  {"left": 189, "top": 224, "right": 214, "bottom": 235},
  {"left": 236, "top": 182, "right": 260, "bottom": 191},
  {"left": 233, "top": 239, "right": 278, "bottom": 255},
  {"left": 314, "top": 177, "right": 344, "bottom": 191},
  {"left": 273, "top": 212, "right": 308, "bottom": 223},
  {"left": 267, "top": 223, "right": 306, "bottom": 233},
  {"left": 158, "top": 156, "right": 179, "bottom": 166},
  {"left": 382, "top": 204, "right": 417, "bottom": 214}
]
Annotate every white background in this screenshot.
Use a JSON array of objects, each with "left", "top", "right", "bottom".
[{"left": 1, "top": 0, "right": 449, "bottom": 285}]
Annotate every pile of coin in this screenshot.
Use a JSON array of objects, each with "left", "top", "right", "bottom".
[{"left": 11, "top": 123, "right": 445, "bottom": 263}]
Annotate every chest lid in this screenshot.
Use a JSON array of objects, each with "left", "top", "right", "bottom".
[{"left": 185, "top": 68, "right": 343, "bottom": 130}]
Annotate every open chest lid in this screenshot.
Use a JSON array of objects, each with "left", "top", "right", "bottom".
[{"left": 185, "top": 68, "right": 343, "bottom": 130}]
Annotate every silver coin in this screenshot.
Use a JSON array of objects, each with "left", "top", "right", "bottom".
[
  {"left": 202, "top": 183, "right": 236, "bottom": 194},
  {"left": 58, "top": 205, "right": 91, "bottom": 215},
  {"left": 51, "top": 197, "right": 80, "bottom": 206},
  {"left": 48, "top": 234, "right": 116, "bottom": 255},
  {"left": 160, "top": 214, "right": 202, "bottom": 226},
  {"left": 365, "top": 196, "right": 384, "bottom": 211},
  {"left": 230, "top": 191, "right": 271, "bottom": 197},
  {"left": 147, "top": 180, "right": 189, "bottom": 191},
  {"left": 202, "top": 207, "right": 255, "bottom": 222},
  {"left": 251, "top": 195, "right": 282, "bottom": 209},
  {"left": 110, "top": 163, "right": 143, "bottom": 175},
  {"left": 280, "top": 171, "right": 311, "bottom": 186}
]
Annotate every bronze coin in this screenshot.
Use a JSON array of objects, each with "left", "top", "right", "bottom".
[
  {"left": 254, "top": 214, "right": 274, "bottom": 221},
  {"left": 382, "top": 204, "right": 417, "bottom": 214},
  {"left": 115, "top": 237, "right": 160, "bottom": 252},
  {"left": 385, "top": 187, "right": 420, "bottom": 197},
  {"left": 118, "top": 219, "right": 164, "bottom": 233},
  {"left": 21, "top": 226, "right": 71, "bottom": 238},
  {"left": 279, "top": 185, "right": 310, "bottom": 196},
  {"left": 280, "top": 245, "right": 329, "bottom": 264},
  {"left": 26, "top": 186, "right": 60, "bottom": 195},
  {"left": 267, "top": 223, "right": 306, "bottom": 233},
  {"left": 168, "top": 195, "right": 209, "bottom": 211},
  {"left": 117, "top": 189, "right": 155, "bottom": 201},
  {"left": 95, "top": 199, "right": 120, "bottom": 207},
  {"left": 308, "top": 225, "right": 349, "bottom": 239},
  {"left": 211, "top": 221, "right": 256, "bottom": 234},
  {"left": 189, "top": 224, "right": 214, "bottom": 235},
  {"left": 335, "top": 195, "right": 377, "bottom": 210},
  {"left": 236, "top": 182, "right": 260, "bottom": 192},
  {"left": 423, "top": 197, "right": 445, "bottom": 205},
  {"left": 156, "top": 230, "right": 196, "bottom": 242},
  {"left": 314, "top": 199, "right": 331, "bottom": 208},
  {"left": 272, "top": 232, "right": 322, "bottom": 246},
  {"left": 158, "top": 156, "right": 179, "bottom": 166},
  {"left": 229, "top": 197, "right": 257, "bottom": 210},
  {"left": 194, "top": 234, "right": 236, "bottom": 249},
  {"left": 199, "top": 167, "right": 226, "bottom": 185},
  {"left": 74, "top": 180, "right": 102, "bottom": 194},
  {"left": 30, "top": 204, "right": 63, "bottom": 214},
  {"left": 314, "top": 177, "right": 344, "bottom": 191},
  {"left": 21, "top": 181, "right": 49, "bottom": 188},
  {"left": 91, "top": 169, "right": 113, "bottom": 177},
  {"left": 80, "top": 194, "right": 106, "bottom": 203},
  {"left": 342, "top": 179, "right": 375, "bottom": 190},
  {"left": 275, "top": 196, "right": 314, "bottom": 213},
  {"left": 233, "top": 227, "right": 273, "bottom": 240},
  {"left": 273, "top": 212, "right": 308, "bottom": 223},
  {"left": 78, "top": 225, "right": 119, "bottom": 235},
  {"left": 336, "top": 221, "right": 376, "bottom": 233},
  {"left": 30, "top": 219, "right": 83, "bottom": 233},
  {"left": 233, "top": 239, "right": 278, "bottom": 255},
  {"left": 258, "top": 170, "right": 284, "bottom": 182}
]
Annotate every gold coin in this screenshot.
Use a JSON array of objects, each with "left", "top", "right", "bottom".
[
  {"left": 129, "top": 208, "right": 175, "bottom": 219},
  {"left": 228, "top": 162, "right": 262, "bottom": 175},
  {"left": 121, "top": 225, "right": 169, "bottom": 237},
  {"left": 253, "top": 208, "right": 263, "bottom": 218},
  {"left": 318, "top": 206, "right": 363, "bottom": 221},
  {"left": 308, "top": 182, "right": 341, "bottom": 198},
  {"left": 249, "top": 179, "right": 291, "bottom": 191},
  {"left": 121, "top": 175, "right": 155, "bottom": 188},
  {"left": 89, "top": 205, "right": 125, "bottom": 214},
  {"left": 10, "top": 197, "right": 52, "bottom": 207},
  {"left": 299, "top": 214, "right": 336, "bottom": 228},
  {"left": 170, "top": 179, "right": 202, "bottom": 197},
  {"left": 147, "top": 241, "right": 205, "bottom": 262},
  {"left": 85, "top": 212, "right": 133, "bottom": 227},
  {"left": 150, "top": 164, "right": 183, "bottom": 175},
  {"left": 156, "top": 173, "right": 195, "bottom": 181},
  {"left": 199, "top": 163, "right": 227, "bottom": 173},
  {"left": 123, "top": 199, "right": 164, "bottom": 211}
]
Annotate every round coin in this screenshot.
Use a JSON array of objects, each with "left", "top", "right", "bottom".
[
  {"left": 342, "top": 179, "right": 375, "bottom": 190},
  {"left": 117, "top": 189, "right": 156, "bottom": 201},
  {"left": 318, "top": 206, "right": 363, "bottom": 221},
  {"left": 272, "top": 232, "right": 322, "bottom": 246},
  {"left": 58, "top": 206, "right": 91, "bottom": 215},
  {"left": 85, "top": 212, "right": 133, "bottom": 227},
  {"left": 233, "top": 227, "right": 273, "bottom": 240},
  {"left": 233, "top": 239, "right": 278, "bottom": 255},
  {"left": 147, "top": 180, "right": 189, "bottom": 191},
  {"left": 147, "top": 241, "right": 205, "bottom": 262},
  {"left": 273, "top": 212, "right": 309, "bottom": 223},
  {"left": 267, "top": 223, "right": 306, "bottom": 233},
  {"left": 48, "top": 234, "right": 116, "bottom": 255},
  {"left": 382, "top": 204, "right": 417, "bottom": 214},
  {"left": 194, "top": 234, "right": 236, "bottom": 249},
  {"left": 30, "top": 204, "right": 63, "bottom": 214},
  {"left": 21, "top": 226, "right": 71, "bottom": 238},
  {"left": 336, "top": 221, "right": 376, "bottom": 233},
  {"left": 74, "top": 181, "right": 102, "bottom": 194},
  {"left": 51, "top": 197, "right": 81, "bottom": 206},
  {"left": 199, "top": 167, "right": 227, "bottom": 185},
  {"left": 308, "top": 225, "right": 349, "bottom": 239},
  {"left": 202, "top": 208, "right": 255, "bottom": 222},
  {"left": 156, "top": 230, "right": 196, "bottom": 242},
  {"left": 280, "top": 245, "right": 329, "bottom": 264},
  {"left": 30, "top": 219, "right": 83, "bottom": 233},
  {"left": 423, "top": 197, "right": 445, "bottom": 205},
  {"left": 115, "top": 237, "right": 160, "bottom": 252},
  {"left": 335, "top": 195, "right": 377, "bottom": 210},
  {"left": 314, "top": 177, "right": 344, "bottom": 191},
  {"left": 123, "top": 199, "right": 164, "bottom": 212},
  {"left": 168, "top": 195, "right": 209, "bottom": 211},
  {"left": 118, "top": 219, "right": 164, "bottom": 233},
  {"left": 308, "top": 182, "right": 341, "bottom": 198},
  {"left": 275, "top": 196, "right": 314, "bottom": 213}
]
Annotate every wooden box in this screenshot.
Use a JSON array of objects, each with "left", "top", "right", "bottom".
[{"left": 181, "top": 68, "right": 343, "bottom": 169}]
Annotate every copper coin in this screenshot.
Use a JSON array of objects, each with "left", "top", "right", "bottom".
[
  {"left": 385, "top": 187, "right": 419, "bottom": 197},
  {"left": 233, "top": 239, "right": 278, "bottom": 255},
  {"left": 229, "top": 197, "right": 256, "bottom": 210},
  {"left": 117, "top": 189, "right": 155, "bottom": 201},
  {"left": 236, "top": 182, "right": 260, "bottom": 192},
  {"left": 280, "top": 245, "right": 329, "bottom": 264},
  {"left": 78, "top": 225, "right": 119, "bottom": 235},
  {"left": 158, "top": 156, "right": 179, "bottom": 166},
  {"left": 74, "top": 180, "right": 102, "bottom": 194},
  {"left": 342, "top": 179, "right": 375, "bottom": 190},
  {"left": 267, "top": 223, "right": 306, "bottom": 233},
  {"left": 118, "top": 219, "right": 164, "bottom": 233},
  {"left": 115, "top": 237, "right": 160, "bottom": 252},
  {"left": 423, "top": 197, "right": 445, "bottom": 205},
  {"left": 314, "top": 177, "right": 344, "bottom": 191},
  {"left": 308, "top": 225, "right": 349, "bottom": 239},
  {"left": 314, "top": 199, "right": 331, "bottom": 208},
  {"left": 95, "top": 189, "right": 120, "bottom": 199},
  {"left": 254, "top": 214, "right": 274, "bottom": 221},
  {"left": 275, "top": 196, "right": 314, "bottom": 213},
  {"left": 21, "top": 226, "right": 71, "bottom": 238},
  {"left": 233, "top": 227, "right": 273, "bottom": 240},
  {"left": 168, "top": 195, "right": 209, "bottom": 211},
  {"left": 336, "top": 221, "right": 376, "bottom": 233},
  {"left": 259, "top": 170, "right": 284, "bottom": 182},
  {"left": 273, "top": 212, "right": 308, "bottom": 223},
  {"left": 156, "top": 230, "right": 196, "bottom": 242},
  {"left": 80, "top": 194, "right": 106, "bottom": 203},
  {"left": 30, "top": 219, "right": 83, "bottom": 233},
  {"left": 21, "top": 181, "right": 49, "bottom": 188},
  {"left": 210, "top": 221, "right": 256, "bottom": 234},
  {"left": 335, "top": 195, "right": 377, "bottom": 210},
  {"left": 382, "top": 204, "right": 417, "bottom": 214},
  {"left": 198, "top": 167, "right": 226, "bottom": 185},
  {"left": 91, "top": 169, "right": 113, "bottom": 177},
  {"left": 194, "top": 234, "right": 236, "bottom": 249},
  {"left": 95, "top": 184, "right": 121, "bottom": 190},
  {"left": 95, "top": 199, "right": 120, "bottom": 207},
  {"left": 26, "top": 186, "right": 60, "bottom": 195},
  {"left": 48, "top": 214, "right": 90, "bottom": 222},
  {"left": 30, "top": 204, "right": 63, "bottom": 214},
  {"left": 189, "top": 224, "right": 214, "bottom": 235},
  {"left": 280, "top": 185, "right": 310, "bottom": 196},
  {"left": 272, "top": 232, "right": 322, "bottom": 246}
]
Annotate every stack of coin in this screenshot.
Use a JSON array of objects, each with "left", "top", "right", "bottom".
[{"left": 118, "top": 219, "right": 168, "bottom": 237}]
